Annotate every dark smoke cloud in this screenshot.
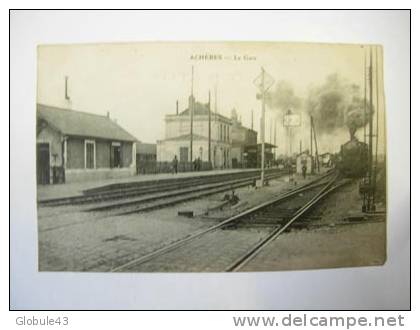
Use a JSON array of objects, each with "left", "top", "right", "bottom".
[
  {"left": 346, "top": 96, "right": 370, "bottom": 139},
  {"left": 266, "top": 81, "right": 302, "bottom": 116},
  {"left": 306, "top": 74, "right": 372, "bottom": 139}
]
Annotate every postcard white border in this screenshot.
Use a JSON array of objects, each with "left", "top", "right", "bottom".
[{"left": 10, "top": 9, "right": 410, "bottom": 310}]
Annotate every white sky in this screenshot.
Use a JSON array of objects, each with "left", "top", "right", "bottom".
[{"left": 37, "top": 42, "right": 385, "bottom": 155}]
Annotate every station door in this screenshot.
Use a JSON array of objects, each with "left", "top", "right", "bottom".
[{"left": 37, "top": 143, "right": 50, "bottom": 184}]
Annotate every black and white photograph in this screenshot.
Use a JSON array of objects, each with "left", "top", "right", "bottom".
[
  {"left": 36, "top": 41, "right": 387, "bottom": 273},
  {"left": 9, "top": 7, "right": 412, "bottom": 314}
]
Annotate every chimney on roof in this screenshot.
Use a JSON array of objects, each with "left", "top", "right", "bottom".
[
  {"left": 65, "top": 76, "right": 70, "bottom": 101},
  {"left": 176, "top": 100, "right": 179, "bottom": 115}
]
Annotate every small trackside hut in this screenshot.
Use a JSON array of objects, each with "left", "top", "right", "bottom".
[
  {"left": 36, "top": 104, "right": 137, "bottom": 184},
  {"left": 296, "top": 151, "right": 313, "bottom": 174}
]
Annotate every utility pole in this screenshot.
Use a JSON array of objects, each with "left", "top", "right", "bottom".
[
  {"left": 367, "top": 48, "right": 374, "bottom": 210},
  {"left": 363, "top": 48, "right": 367, "bottom": 145},
  {"left": 254, "top": 67, "right": 274, "bottom": 185},
  {"left": 251, "top": 109, "right": 254, "bottom": 130},
  {"left": 373, "top": 46, "right": 380, "bottom": 209},
  {"left": 274, "top": 119, "right": 277, "bottom": 161},
  {"left": 261, "top": 70, "right": 266, "bottom": 183},
  {"left": 214, "top": 79, "right": 218, "bottom": 114},
  {"left": 362, "top": 46, "right": 368, "bottom": 212},
  {"left": 208, "top": 90, "right": 211, "bottom": 166},
  {"left": 310, "top": 117, "right": 313, "bottom": 173},
  {"left": 190, "top": 66, "right": 194, "bottom": 165},
  {"left": 310, "top": 117, "right": 313, "bottom": 155},
  {"left": 311, "top": 116, "right": 320, "bottom": 173},
  {"left": 361, "top": 46, "right": 378, "bottom": 213},
  {"left": 270, "top": 118, "right": 273, "bottom": 144}
]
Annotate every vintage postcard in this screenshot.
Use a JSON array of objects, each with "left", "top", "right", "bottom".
[{"left": 36, "top": 42, "right": 386, "bottom": 272}]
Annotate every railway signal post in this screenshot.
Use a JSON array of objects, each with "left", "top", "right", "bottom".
[{"left": 254, "top": 67, "right": 274, "bottom": 186}]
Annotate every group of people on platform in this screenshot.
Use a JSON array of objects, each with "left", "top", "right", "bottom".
[{"left": 171, "top": 155, "right": 202, "bottom": 174}]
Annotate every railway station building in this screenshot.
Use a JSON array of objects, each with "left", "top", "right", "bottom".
[
  {"left": 230, "top": 109, "right": 258, "bottom": 168},
  {"left": 157, "top": 96, "right": 233, "bottom": 169},
  {"left": 36, "top": 104, "right": 137, "bottom": 184}
]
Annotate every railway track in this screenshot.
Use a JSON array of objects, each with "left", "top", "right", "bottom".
[
  {"left": 37, "top": 169, "right": 288, "bottom": 232},
  {"left": 225, "top": 177, "right": 349, "bottom": 272},
  {"left": 38, "top": 168, "right": 286, "bottom": 207},
  {"left": 86, "top": 171, "right": 286, "bottom": 215},
  {"left": 110, "top": 171, "right": 344, "bottom": 272}
]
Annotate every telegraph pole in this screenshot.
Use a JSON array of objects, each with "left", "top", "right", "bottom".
[
  {"left": 373, "top": 46, "right": 380, "bottom": 208},
  {"left": 310, "top": 118, "right": 313, "bottom": 157},
  {"left": 368, "top": 47, "right": 374, "bottom": 210},
  {"left": 361, "top": 46, "right": 378, "bottom": 213},
  {"left": 214, "top": 79, "right": 218, "bottom": 114},
  {"left": 274, "top": 119, "right": 277, "bottom": 161},
  {"left": 190, "top": 66, "right": 194, "bottom": 165},
  {"left": 260, "top": 69, "right": 266, "bottom": 184},
  {"left": 208, "top": 90, "right": 212, "bottom": 166},
  {"left": 270, "top": 117, "right": 273, "bottom": 144},
  {"left": 311, "top": 116, "right": 320, "bottom": 173},
  {"left": 363, "top": 48, "right": 367, "bottom": 145},
  {"left": 362, "top": 46, "right": 368, "bottom": 211}
]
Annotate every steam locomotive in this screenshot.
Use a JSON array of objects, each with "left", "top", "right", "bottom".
[{"left": 337, "top": 138, "right": 368, "bottom": 178}]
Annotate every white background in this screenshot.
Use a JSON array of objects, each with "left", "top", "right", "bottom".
[{"left": 9, "top": 9, "right": 410, "bottom": 312}]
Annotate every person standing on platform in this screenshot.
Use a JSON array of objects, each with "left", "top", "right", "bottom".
[
  {"left": 302, "top": 163, "right": 307, "bottom": 179},
  {"left": 172, "top": 155, "right": 178, "bottom": 174}
]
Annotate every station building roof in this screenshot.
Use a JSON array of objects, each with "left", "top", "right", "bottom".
[
  {"left": 177, "top": 101, "right": 231, "bottom": 122},
  {"left": 37, "top": 103, "right": 137, "bottom": 142}
]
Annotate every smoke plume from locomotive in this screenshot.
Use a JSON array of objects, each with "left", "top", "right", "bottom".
[{"left": 306, "top": 74, "right": 373, "bottom": 140}]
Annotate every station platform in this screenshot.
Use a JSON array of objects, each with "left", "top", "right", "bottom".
[{"left": 37, "top": 168, "right": 261, "bottom": 202}]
